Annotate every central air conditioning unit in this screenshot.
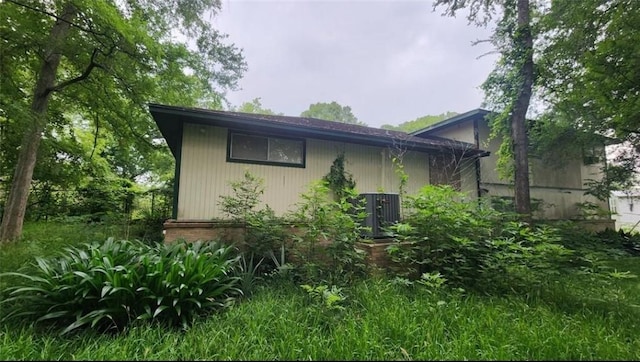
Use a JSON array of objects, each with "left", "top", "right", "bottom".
[{"left": 357, "top": 193, "right": 400, "bottom": 239}]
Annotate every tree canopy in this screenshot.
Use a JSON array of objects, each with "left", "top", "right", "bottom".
[
  {"left": 433, "top": 0, "right": 639, "bottom": 204},
  {"left": 531, "top": 0, "right": 640, "bottom": 199},
  {"left": 539, "top": 0, "right": 639, "bottom": 144},
  {"left": 435, "top": 0, "right": 536, "bottom": 219},
  {"left": 300, "top": 101, "right": 366, "bottom": 126},
  {"left": 232, "top": 98, "right": 283, "bottom": 115},
  {"left": 381, "top": 112, "right": 459, "bottom": 133},
  {"left": 0, "top": 0, "right": 247, "bottom": 240}
]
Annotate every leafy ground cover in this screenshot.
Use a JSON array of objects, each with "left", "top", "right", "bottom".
[{"left": 0, "top": 221, "right": 639, "bottom": 360}]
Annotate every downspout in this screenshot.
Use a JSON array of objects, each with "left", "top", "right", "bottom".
[
  {"left": 602, "top": 141, "right": 612, "bottom": 220},
  {"left": 473, "top": 118, "right": 482, "bottom": 198},
  {"left": 171, "top": 123, "right": 184, "bottom": 220},
  {"left": 381, "top": 148, "right": 386, "bottom": 192}
]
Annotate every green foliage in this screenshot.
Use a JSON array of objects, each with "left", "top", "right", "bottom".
[
  {"left": 574, "top": 201, "right": 612, "bottom": 220},
  {"left": 391, "top": 156, "right": 409, "bottom": 211},
  {"left": 600, "top": 230, "right": 640, "bottom": 256},
  {"left": 219, "top": 171, "right": 265, "bottom": 222},
  {"left": 537, "top": 221, "right": 639, "bottom": 281},
  {"left": 539, "top": 0, "right": 640, "bottom": 149},
  {"left": 2, "top": 270, "right": 640, "bottom": 360},
  {"left": 290, "top": 181, "right": 368, "bottom": 285},
  {"left": 584, "top": 163, "right": 637, "bottom": 202},
  {"left": 232, "top": 97, "right": 282, "bottom": 115},
  {"left": 300, "top": 283, "right": 347, "bottom": 330},
  {"left": 0, "top": 238, "right": 241, "bottom": 335},
  {"left": 218, "top": 171, "right": 289, "bottom": 274},
  {"left": 417, "top": 271, "right": 447, "bottom": 291},
  {"left": 386, "top": 184, "right": 574, "bottom": 291},
  {"left": 245, "top": 206, "right": 289, "bottom": 262},
  {"left": 0, "top": 0, "right": 247, "bottom": 239},
  {"left": 323, "top": 152, "right": 356, "bottom": 200},
  {"left": 300, "top": 284, "right": 347, "bottom": 312},
  {"left": 381, "top": 111, "right": 458, "bottom": 133},
  {"left": 300, "top": 101, "right": 365, "bottom": 126},
  {"left": 235, "top": 253, "right": 264, "bottom": 299},
  {"left": 5, "top": 222, "right": 638, "bottom": 360}
]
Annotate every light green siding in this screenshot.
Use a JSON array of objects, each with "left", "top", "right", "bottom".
[
  {"left": 177, "top": 123, "right": 433, "bottom": 220},
  {"left": 476, "top": 121, "right": 610, "bottom": 219}
]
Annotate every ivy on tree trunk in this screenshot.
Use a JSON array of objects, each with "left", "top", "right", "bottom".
[{"left": 511, "top": 0, "right": 534, "bottom": 220}]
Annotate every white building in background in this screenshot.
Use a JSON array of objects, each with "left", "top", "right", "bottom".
[{"left": 610, "top": 188, "right": 640, "bottom": 231}]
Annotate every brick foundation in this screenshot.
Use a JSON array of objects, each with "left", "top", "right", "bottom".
[
  {"left": 163, "top": 220, "right": 246, "bottom": 245},
  {"left": 162, "top": 220, "right": 405, "bottom": 272}
]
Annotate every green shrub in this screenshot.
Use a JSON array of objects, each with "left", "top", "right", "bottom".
[
  {"left": 387, "top": 184, "right": 573, "bottom": 292},
  {"left": 218, "top": 171, "right": 289, "bottom": 275},
  {"left": 595, "top": 228, "right": 640, "bottom": 256},
  {"left": 541, "top": 221, "right": 639, "bottom": 277},
  {"left": 290, "top": 181, "right": 368, "bottom": 285},
  {"left": 300, "top": 283, "right": 347, "bottom": 330},
  {"left": 1, "top": 238, "right": 241, "bottom": 335}
]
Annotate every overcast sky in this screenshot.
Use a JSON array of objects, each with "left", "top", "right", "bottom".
[{"left": 212, "top": 0, "right": 499, "bottom": 128}]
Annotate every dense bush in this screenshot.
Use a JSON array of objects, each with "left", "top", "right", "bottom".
[
  {"left": 289, "top": 181, "right": 369, "bottom": 285},
  {"left": 538, "top": 221, "right": 640, "bottom": 277},
  {"left": 218, "top": 171, "right": 289, "bottom": 275},
  {"left": 595, "top": 228, "right": 640, "bottom": 256},
  {"left": 0, "top": 238, "right": 242, "bottom": 335},
  {"left": 387, "top": 185, "right": 573, "bottom": 291}
]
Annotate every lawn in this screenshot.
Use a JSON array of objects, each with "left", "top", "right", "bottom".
[{"left": 1, "top": 221, "right": 639, "bottom": 360}]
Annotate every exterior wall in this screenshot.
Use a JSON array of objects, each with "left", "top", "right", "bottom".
[
  {"left": 475, "top": 121, "right": 611, "bottom": 220},
  {"left": 482, "top": 183, "right": 608, "bottom": 220},
  {"left": 417, "top": 123, "right": 479, "bottom": 198},
  {"left": 477, "top": 121, "right": 505, "bottom": 185},
  {"left": 610, "top": 191, "right": 640, "bottom": 230},
  {"left": 178, "top": 123, "right": 432, "bottom": 220},
  {"left": 459, "top": 158, "right": 479, "bottom": 200},
  {"left": 428, "top": 123, "right": 476, "bottom": 144}
]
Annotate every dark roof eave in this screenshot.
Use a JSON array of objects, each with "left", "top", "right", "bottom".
[
  {"left": 149, "top": 104, "right": 489, "bottom": 158},
  {"left": 411, "top": 108, "right": 491, "bottom": 136}
]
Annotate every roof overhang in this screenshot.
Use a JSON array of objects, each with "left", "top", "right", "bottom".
[
  {"left": 410, "top": 108, "right": 491, "bottom": 137},
  {"left": 149, "top": 104, "right": 490, "bottom": 159}
]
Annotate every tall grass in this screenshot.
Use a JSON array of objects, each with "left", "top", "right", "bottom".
[
  {"left": 1, "top": 221, "right": 639, "bottom": 360},
  {"left": 1, "top": 272, "right": 639, "bottom": 360},
  {"left": 0, "top": 221, "right": 126, "bottom": 275}
]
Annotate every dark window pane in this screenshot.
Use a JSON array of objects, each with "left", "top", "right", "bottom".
[
  {"left": 231, "top": 134, "right": 268, "bottom": 161},
  {"left": 269, "top": 138, "right": 303, "bottom": 164}
]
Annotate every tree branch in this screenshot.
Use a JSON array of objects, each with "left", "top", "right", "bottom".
[
  {"left": 48, "top": 48, "right": 105, "bottom": 93},
  {"left": 6, "top": 0, "right": 107, "bottom": 38}
]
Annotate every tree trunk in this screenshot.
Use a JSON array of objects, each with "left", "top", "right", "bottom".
[
  {"left": 0, "top": 4, "right": 77, "bottom": 242},
  {"left": 511, "top": 0, "right": 534, "bottom": 222}
]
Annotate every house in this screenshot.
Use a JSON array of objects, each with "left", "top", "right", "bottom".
[
  {"left": 149, "top": 104, "right": 489, "bottom": 242},
  {"left": 610, "top": 188, "right": 640, "bottom": 231},
  {"left": 411, "top": 108, "right": 614, "bottom": 228},
  {"left": 150, "top": 104, "right": 616, "bottom": 242}
]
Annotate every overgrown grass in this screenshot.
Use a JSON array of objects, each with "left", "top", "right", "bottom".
[
  {"left": 0, "top": 221, "right": 126, "bottom": 292},
  {"left": 1, "top": 221, "right": 639, "bottom": 360},
  {"left": 0, "top": 221, "right": 126, "bottom": 274},
  {"left": 1, "top": 272, "right": 639, "bottom": 360}
]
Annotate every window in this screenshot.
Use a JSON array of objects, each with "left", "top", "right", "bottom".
[
  {"left": 583, "top": 146, "right": 602, "bottom": 165},
  {"left": 227, "top": 131, "right": 305, "bottom": 167}
]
